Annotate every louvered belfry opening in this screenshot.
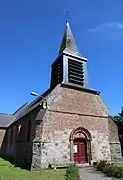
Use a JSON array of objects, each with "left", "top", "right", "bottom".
[
  {"left": 50, "top": 56, "right": 63, "bottom": 89},
  {"left": 68, "top": 58, "right": 84, "bottom": 86}
]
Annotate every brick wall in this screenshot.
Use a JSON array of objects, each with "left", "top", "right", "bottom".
[
  {"left": 47, "top": 84, "right": 109, "bottom": 116},
  {"left": 35, "top": 84, "right": 118, "bottom": 168}
]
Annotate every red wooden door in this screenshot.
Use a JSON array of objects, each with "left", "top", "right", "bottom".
[{"left": 73, "top": 140, "right": 86, "bottom": 164}]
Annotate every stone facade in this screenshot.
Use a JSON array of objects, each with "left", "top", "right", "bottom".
[
  {"left": 31, "top": 84, "right": 122, "bottom": 169},
  {"left": 31, "top": 121, "right": 42, "bottom": 170},
  {"left": 108, "top": 117, "right": 122, "bottom": 162}
]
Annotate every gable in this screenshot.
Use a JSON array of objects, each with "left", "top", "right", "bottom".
[{"left": 46, "top": 84, "right": 109, "bottom": 117}]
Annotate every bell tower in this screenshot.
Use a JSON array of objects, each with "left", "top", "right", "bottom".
[{"left": 50, "top": 21, "right": 88, "bottom": 89}]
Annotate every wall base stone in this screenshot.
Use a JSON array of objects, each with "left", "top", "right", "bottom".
[
  {"left": 31, "top": 142, "right": 41, "bottom": 171},
  {"left": 110, "top": 142, "right": 123, "bottom": 162}
]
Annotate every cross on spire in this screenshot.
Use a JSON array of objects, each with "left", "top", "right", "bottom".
[{"left": 66, "top": 9, "right": 69, "bottom": 22}]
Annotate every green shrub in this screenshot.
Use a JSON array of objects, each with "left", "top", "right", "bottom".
[
  {"left": 65, "top": 163, "right": 80, "bottom": 180},
  {"left": 103, "top": 164, "right": 123, "bottom": 178},
  {"left": 96, "top": 160, "right": 107, "bottom": 171},
  {"left": 94, "top": 160, "right": 123, "bottom": 178},
  {"left": 103, "top": 163, "right": 113, "bottom": 176}
]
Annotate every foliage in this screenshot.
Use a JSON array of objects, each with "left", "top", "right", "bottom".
[
  {"left": 65, "top": 163, "right": 80, "bottom": 180},
  {"left": 94, "top": 160, "right": 123, "bottom": 178},
  {"left": 103, "top": 163, "right": 123, "bottom": 178},
  {"left": 0, "top": 158, "right": 65, "bottom": 180},
  {"left": 112, "top": 106, "right": 123, "bottom": 126},
  {"left": 95, "top": 160, "right": 107, "bottom": 171},
  {"left": 102, "top": 163, "right": 114, "bottom": 176},
  {"left": 112, "top": 106, "right": 123, "bottom": 156}
]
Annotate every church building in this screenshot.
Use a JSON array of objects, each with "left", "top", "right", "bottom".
[{"left": 0, "top": 21, "right": 122, "bottom": 170}]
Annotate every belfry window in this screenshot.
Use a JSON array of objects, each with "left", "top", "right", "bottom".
[
  {"left": 68, "top": 59, "right": 84, "bottom": 86},
  {"left": 50, "top": 56, "right": 63, "bottom": 88}
]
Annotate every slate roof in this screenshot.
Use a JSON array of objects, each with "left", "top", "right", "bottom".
[
  {"left": 13, "top": 100, "right": 45, "bottom": 123},
  {"left": 59, "top": 21, "right": 82, "bottom": 57},
  {"left": 0, "top": 103, "right": 29, "bottom": 128},
  {"left": 0, "top": 113, "right": 15, "bottom": 128},
  {"left": 0, "top": 90, "right": 48, "bottom": 128},
  {"left": 13, "top": 102, "right": 29, "bottom": 117}
]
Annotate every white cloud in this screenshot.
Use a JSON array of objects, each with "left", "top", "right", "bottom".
[{"left": 88, "top": 22, "right": 123, "bottom": 32}]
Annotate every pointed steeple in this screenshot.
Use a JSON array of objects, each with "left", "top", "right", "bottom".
[
  {"left": 50, "top": 21, "right": 88, "bottom": 90},
  {"left": 59, "top": 21, "right": 80, "bottom": 56}
]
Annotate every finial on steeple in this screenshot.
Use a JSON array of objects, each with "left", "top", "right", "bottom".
[{"left": 66, "top": 9, "right": 69, "bottom": 23}]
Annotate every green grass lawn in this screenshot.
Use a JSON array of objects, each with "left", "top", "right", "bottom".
[{"left": 0, "top": 158, "right": 66, "bottom": 180}]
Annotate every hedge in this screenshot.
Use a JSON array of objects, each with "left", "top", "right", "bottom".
[{"left": 94, "top": 160, "right": 123, "bottom": 179}]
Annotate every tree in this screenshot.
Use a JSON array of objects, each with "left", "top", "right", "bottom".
[
  {"left": 112, "top": 106, "right": 123, "bottom": 156},
  {"left": 113, "top": 106, "right": 123, "bottom": 123}
]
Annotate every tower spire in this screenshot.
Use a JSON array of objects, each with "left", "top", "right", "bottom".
[
  {"left": 59, "top": 21, "right": 80, "bottom": 56},
  {"left": 50, "top": 20, "right": 88, "bottom": 90}
]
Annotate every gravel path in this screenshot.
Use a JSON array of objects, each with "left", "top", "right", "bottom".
[{"left": 79, "top": 167, "right": 113, "bottom": 180}]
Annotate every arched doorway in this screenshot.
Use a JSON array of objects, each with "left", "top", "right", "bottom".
[{"left": 70, "top": 127, "right": 92, "bottom": 164}]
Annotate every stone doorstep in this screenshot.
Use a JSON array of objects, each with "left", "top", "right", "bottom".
[
  {"left": 45, "top": 162, "right": 91, "bottom": 169},
  {"left": 52, "top": 162, "right": 91, "bottom": 168},
  {"left": 76, "top": 163, "right": 91, "bottom": 168},
  {"left": 50, "top": 162, "right": 71, "bottom": 168}
]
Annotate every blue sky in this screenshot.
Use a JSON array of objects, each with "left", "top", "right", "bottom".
[{"left": 0, "top": 0, "right": 123, "bottom": 115}]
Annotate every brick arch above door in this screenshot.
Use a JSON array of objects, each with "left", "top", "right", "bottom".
[{"left": 70, "top": 127, "right": 92, "bottom": 141}]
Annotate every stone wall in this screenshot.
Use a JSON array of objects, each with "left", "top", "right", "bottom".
[
  {"left": 40, "top": 83, "right": 112, "bottom": 167},
  {"left": 37, "top": 84, "right": 122, "bottom": 168},
  {"left": 91, "top": 131, "right": 111, "bottom": 162},
  {"left": 108, "top": 117, "right": 122, "bottom": 162},
  {"left": 31, "top": 120, "right": 42, "bottom": 170}
]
